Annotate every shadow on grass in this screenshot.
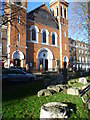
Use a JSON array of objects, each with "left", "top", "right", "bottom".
[
  {"left": 2, "top": 80, "right": 45, "bottom": 102},
  {"left": 62, "top": 102, "right": 77, "bottom": 118}
]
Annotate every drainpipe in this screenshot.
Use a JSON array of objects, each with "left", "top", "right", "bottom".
[
  {"left": 59, "top": 23, "right": 62, "bottom": 68},
  {"left": 7, "top": 2, "right": 11, "bottom": 68}
]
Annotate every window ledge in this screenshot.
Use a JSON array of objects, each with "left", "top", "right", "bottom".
[
  {"left": 27, "top": 40, "right": 38, "bottom": 44},
  {"left": 42, "top": 43, "right": 49, "bottom": 45},
  {"left": 51, "top": 45, "right": 57, "bottom": 47}
]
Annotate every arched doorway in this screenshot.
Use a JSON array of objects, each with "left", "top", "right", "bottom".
[
  {"left": 63, "top": 56, "right": 69, "bottom": 68},
  {"left": 12, "top": 50, "right": 24, "bottom": 67},
  {"left": 37, "top": 48, "right": 53, "bottom": 71}
]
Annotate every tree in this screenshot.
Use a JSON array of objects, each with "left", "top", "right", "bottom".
[
  {"left": 0, "top": 1, "right": 26, "bottom": 31},
  {"left": 68, "top": 1, "right": 90, "bottom": 44},
  {"left": 0, "top": 1, "right": 27, "bottom": 67}
]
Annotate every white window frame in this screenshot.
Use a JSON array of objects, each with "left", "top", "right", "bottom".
[
  {"left": 51, "top": 32, "right": 58, "bottom": 46},
  {"left": 82, "top": 50, "right": 83, "bottom": 54},
  {"left": 60, "top": 5, "right": 63, "bottom": 17},
  {"left": 64, "top": 31, "right": 66, "bottom": 37},
  {"left": 73, "top": 42, "right": 75, "bottom": 46},
  {"left": 18, "top": 15, "right": 20, "bottom": 23},
  {"left": 0, "top": 32, "right": 2, "bottom": 39},
  {"left": 86, "top": 57, "right": 87, "bottom": 63},
  {"left": 64, "top": 8, "right": 66, "bottom": 19},
  {"left": 69, "top": 40, "right": 70, "bottom": 45},
  {"left": 73, "top": 56, "right": 75, "bottom": 60},
  {"left": 52, "top": 8, "right": 54, "bottom": 16},
  {"left": 65, "top": 44, "right": 66, "bottom": 50},
  {"left": 82, "top": 57, "right": 84, "bottom": 62},
  {"left": 30, "top": 25, "right": 39, "bottom": 43},
  {"left": 79, "top": 56, "right": 81, "bottom": 62},
  {"left": 85, "top": 51, "right": 87, "bottom": 54},
  {"left": 41, "top": 28, "right": 49, "bottom": 45},
  {"left": 69, "top": 47, "right": 71, "bottom": 52},
  {"left": 0, "top": 44, "right": 2, "bottom": 53},
  {"left": 17, "top": 33, "right": 20, "bottom": 42},
  {"left": 56, "top": 6, "right": 59, "bottom": 17}
]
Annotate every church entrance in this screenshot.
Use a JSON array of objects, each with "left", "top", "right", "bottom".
[
  {"left": 63, "top": 61, "right": 67, "bottom": 68},
  {"left": 12, "top": 50, "right": 24, "bottom": 67},
  {"left": 45, "top": 59, "right": 48, "bottom": 71},
  {"left": 37, "top": 48, "right": 53, "bottom": 71},
  {"left": 13, "top": 59, "right": 21, "bottom": 67}
]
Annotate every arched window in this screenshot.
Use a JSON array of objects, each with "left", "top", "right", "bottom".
[
  {"left": 52, "top": 33, "right": 55, "bottom": 45},
  {"left": 64, "top": 8, "right": 66, "bottom": 19},
  {"left": 42, "top": 31, "right": 46, "bottom": 43},
  {"left": 41, "top": 29, "right": 49, "bottom": 44},
  {"left": 52, "top": 9, "right": 54, "bottom": 16},
  {"left": 18, "top": 15, "right": 20, "bottom": 23},
  {"left": 61, "top": 6, "right": 63, "bottom": 17},
  {"left": 51, "top": 32, "right": 58, "bottom": 46},
  {"left": 17, "top": 33, "right": 20, "bottom": 42},
  {"left": 30, "top": 25, "right": 39, "bottom": 42},
  {"left": 56, "top": 7, "right": 58, "bottom": 16},
  {"left": 32, "top": 29, "right": 36, "bottom": 41}
]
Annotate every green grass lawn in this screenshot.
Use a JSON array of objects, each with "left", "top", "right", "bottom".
[{"left": 2, "top": 76, "right": 90, "bottom": 119}]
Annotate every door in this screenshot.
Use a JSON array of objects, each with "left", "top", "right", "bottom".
[
  {"left": 14, "top": 59, "right": 21, "bottom": 67},
  {"left": 45, "top": 59, "right": 48, "bottom": 71},
  {"left": 64, "top": 62, "right": 67, "bottom": 68}
]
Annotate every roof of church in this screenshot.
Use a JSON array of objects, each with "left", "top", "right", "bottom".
[{"left": 27, "top": 3, "right": 59, "bottom": 29}]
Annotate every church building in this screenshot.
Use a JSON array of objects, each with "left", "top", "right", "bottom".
[
  {"left": 26, "top": 0, "right": 69, "bottom": 71},
  {"left": 3, "top": 0, "right": 69, "bottom": 71}
]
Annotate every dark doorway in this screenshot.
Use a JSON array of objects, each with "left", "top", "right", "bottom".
[
  {"left": 64, "top": 62, "right": 67, "bottom": 68},
  {"left": 40, "top": 59, "right": 43, "bottom": 65},
  {"left": 14, "top": 59, "right": 21, "bottom": 67},
  {"left": 45, "top": 59, "right": 48, "bottom": 71}
]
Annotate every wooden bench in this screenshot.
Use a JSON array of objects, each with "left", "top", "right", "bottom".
[{"left": 79, "top": 84, "right": 90, "bottom": 110}]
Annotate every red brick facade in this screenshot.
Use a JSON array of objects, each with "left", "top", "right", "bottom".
[
  {"left": 6, "top": 1, "right": 27, "bottom": 68},
  {"left": 5, "top": 0, "right": 69, "bottom": 71},
  {"left": 26, "top": 1, "right": 69, "bottom": 71}
]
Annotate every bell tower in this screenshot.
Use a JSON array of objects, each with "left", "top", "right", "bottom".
[{"left": 49, "top": 0, "right": 69, "bottom": 68}]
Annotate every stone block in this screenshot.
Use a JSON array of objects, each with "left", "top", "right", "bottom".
[
  {"left": 79, "top": 77, "right": 87, "bottom": 84},
  {"left": 67, "top": 88, "right": 79, "bottom": 95},
  {"left": 40, "top": 102, "right": 69, "bottom": 119}
]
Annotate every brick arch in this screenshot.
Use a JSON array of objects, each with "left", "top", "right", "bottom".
[
  {"left": 37, "top": 47, "right": 54, "bottom": 59},
  {"left": 37, "top": 48, "right": 54, "bottom": 71},
  {"left": 12, "top": 50, "right": 24, "bottom": 60}
]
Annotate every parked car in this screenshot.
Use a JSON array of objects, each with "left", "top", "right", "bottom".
[{"left": 2, "top": 68, "right": 35, "bottom": 82}]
